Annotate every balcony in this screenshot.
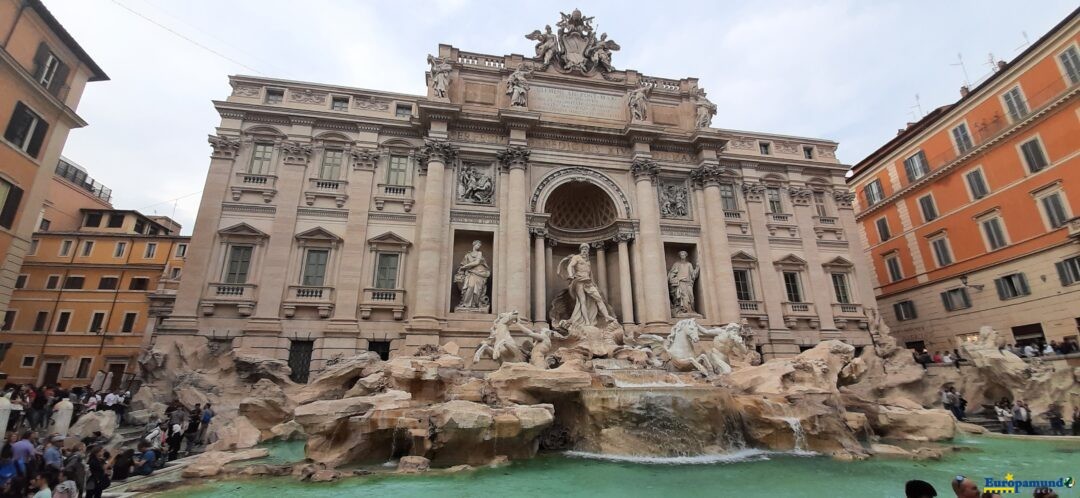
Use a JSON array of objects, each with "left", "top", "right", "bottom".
[
  {"left": 201, "top": 283, "right": 257, "bottom": 316},
  {"left": 231, "top": 173, "right": 277, "bottom": 202},
  {"left": 360, "top": 288, "right": 406, "bottom": 320},
  {"left": 813, "top": 216, "right": 838, "bottom": 226},
  {"left": 831, "top": 302, "right": 866, "bottom": 330},
  {"left": 283, "top": 285, "right": 335, "bottom": 318},
  {"left": 782, "top": 301, "right": 818, "bottom": 329},
  {"left": 305, "top": 178, "right": 349, "bottom": 207},
  {"left": 737, "top": 300, "right": 767, "bottom": 316},
  {"left": 767, "top": 212, "right": 793, "bottom": 224},
  {"left": 724, "top": 210, "right": 743, "bottom": 220},
  {"left": 374, "top": 184, "right": 415, "bottom": 212}
]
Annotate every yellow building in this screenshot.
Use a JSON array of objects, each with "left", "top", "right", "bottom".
[
  {"left": 0, "top": 0, "right": 108, "bottom": 317},
  {"left": 0, "top": 162, "right": 187, "bottom": 387}
]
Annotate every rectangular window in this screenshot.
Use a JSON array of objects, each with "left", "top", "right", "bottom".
[
  {"left": 876, "top": 217, "right": 891, "bottom": 242},
  {"left": 320, "top": 149, "right": 343, "bottom": 180},
  {"left": 107, "top": 213, "right": 124, "bottom": 228},
  {"left": 302, "top": 249, "right": 329, "bottom": 286},
  {"left": 97, "top": 277, "right": 118, "bottom": 290},
  {"left": 1061, "top": 46, "right": 1080, "bottom": 85},
  {"left": 994, "top": 273, "right": 1030, "bottom": 300},
  {"left": 720, "top": 184, "right": 739, "bottom": 211},
  {"left": 62, "top": 276, "right": 84, "bottom": 289},
  {"left": 121, "top": 312, "right": 137, "bottom": 333},
  {"left": 965, "top": 169, "right": 989, "bottom": 199},
  {"left": 1019, "top": 138, "right": 1048, "bottom": 173},
  {"left": 981, "top": 217, "right": 1008, "bottom": 250},
  {"left": 45, "top": 275, "right": 59, "bottom": 289},
  {"left": 225, "top": 245, "right": 253, "bottom": 284},
  {"left": 782, "top": 271, "right": 802, "bottom": 302},
  {"left": 813, "top": 191, "right": 828, "bottom": 217},
  {"left": 249, "top": 143, "right": 274, "bottom": 174},
  {"left": 134, "top": 220, "right": 145, "bottom": 234},
  {"left": 144, "top": 242, "right": 157, "bottom": 259},
  {"left": 903, "top": 151, "right": 930, "bottom": 182},
  {"left": 1, "top": 310, "right": 14, "bottom": 331},
  {"left": 918, "top": 195, "right": 938, "bottom": 222},
  {"left": 766, "top": 187, "right": 783, "bottom": 214},
  {"left": 759, "top": 142, "right": 771, "bottom": 155},
  {"left": 113, "top": 241, "right": 126, "bottom": 258},
  {"left": 14, "top": 275, "right": 27, "bottom": 289},
  {"left": 175, "top": 243, "right": 188, "bottom": 258},
  {"left": 374, "top": 253, "right": 400, "bottom": 289},
  {"left": 76, "top": 358, "right": 92, "bottom": 378},
  {"left": 80, "top": 241, "right": 94, "bottom": 257},
  {"left": 170, "top": 267, "right": 181, "bottom": 279},
  {"left": 951, "top": 124, "right": 974, "bottom": 154},
  {"left": 930, "top": 236, "right": 953, "bottom": 267},
  {"left": 331, "top": 96, "right": 349, "bottom": 111},
  {"left": 395, "top": 104, "right": 412, "bottom": 117},
  {"left": 38, "top": 219, "right": 49, "bottom": 231},
  {"left": 1056, "top": 256, "right": 1080, "bottom": 286},
  {"left": 265, "top": 88, "right": 284, "bottom": 104},
  {"left": 885, "top": 254, "right": 903, "bottom": 282},
  {"left": 386, "top": 155, "right": 410, "bottom": 186},
  {"left": 893, "top": 300, "right": 917, "bottom": 321},
  {"left": 802, "top": 146, "right": 814, "bottom": 159},
  {"left": 21, "top": 356, "right": 34, "bottom": 368},
  {"left": 37, "top": 52, "right": 61, "bottom": 88},
  {"left": 1040, "top": 192, "right": 1069, "bottom": 229},
  {"left": 128, "top": 277, "right": 149, "bottom": 291},
  {"left": 33, "top": 311, "right": 48, "bottom": 332},
  {"left": 84, "top": 213, "right": 102, "bottom": 227},
  {"left": 733, "top": 269, "right": 754, "bottom": 301},
  {"left": 55, "top": 311, "right": 71, "bottom": 332},
  {"left": 941, "top": 288, "right": 972, "bottom": 311},
  {"left": 831, "top": 273, "right": 851, "bottom": 304},
  {"left": 4, "top": 102, "right": 49, "bottom": 158},
  {"left": 88, "top": 312, "right": 105, "bottom": 333},
  {"left": 1003, "top": 86, "right": 1029, "bottom": 121},
  {"left": 28, "top": 239, "right": 38, "bottom": 256},
  {"left": 863, "top": 180, "right": 884, "bottom": 206},
  {"left": 0, "top": 178, "right": 22, "bottom": 230}
]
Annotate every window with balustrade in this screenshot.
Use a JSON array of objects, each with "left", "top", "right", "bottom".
[
  {"left": 720, "top": 184, "right": 739, "bottom": 211},
  {"left": 225, "top": 245, "right": 253, "bottom": 284},
  {"left": 374, "top": 253, "right": 400, "bottom": 289},
  {"left": 320, "top": 149, "right": 344, "bottom": 180},
  {"left": 733, "top": 269, "right": 754, "bottom": 301},
  {"left": 387, "top": 154, "right": 411, "bottom": 186},
  {"left": 302, "top": 249, "right": 329, "bottom": 286},
  {"left": 766, "top": 187, "right": 783, "bottom": 214},
  {"left": 782, "top": 271, "right": 803, "bottom": 303},
  {"left": 249, "top": 143, "right": 273, "bottom": 174},
  {"left": 831, "top": 273, "right": 851, "bottom": 304},
  {"left": 812, "top": 191, "right": 829, "bottom": 217}
]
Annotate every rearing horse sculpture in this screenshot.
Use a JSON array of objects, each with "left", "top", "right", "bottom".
[{"left": 657, "top": 318, "right": 712, "bottom": 376}]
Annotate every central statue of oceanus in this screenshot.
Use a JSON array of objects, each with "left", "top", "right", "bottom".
[{"left": 553, "top": 243, "right": 617, "bottom": 328}]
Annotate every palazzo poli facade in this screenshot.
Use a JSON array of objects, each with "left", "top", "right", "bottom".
[{"left": 161, "top": 11, "right": 876, "bottom": 379}]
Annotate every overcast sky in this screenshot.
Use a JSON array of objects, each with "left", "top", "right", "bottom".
[{"left": 45, "top": 0, "right": 1077, "bottom": 234}]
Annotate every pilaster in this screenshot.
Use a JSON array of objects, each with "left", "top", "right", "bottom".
[{"left": 630, "top": 155, "right": 669, "bottom": 328}]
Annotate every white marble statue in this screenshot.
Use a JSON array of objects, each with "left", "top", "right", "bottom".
[
  {"left": 694, "top": 88, "right": 717, "bottom": 128},
  {"left": 455, "top": 240, "right": 491, "bottom": 312},
  {"left": 556, "top": 243, "right": 617, "bottom": 328},
  {"left": 628, "top": 86, "right": 649, "bottom": 121},
  {"left": 656, "top": 318, "right": 712, "bottom": 376},
  {"left": 525, "top": 25, "right": 558, "bottom": 68},
  {"left": 427, "top": 55, "right": 452, "bottom": 99},
  {"left": 473, "top": 311, "right": 526, "bottom": 364},
  {"left": 668, "top": 251, "right": 699, "bottom": 316},
  {"left": 520, "top": 325, "right": 568, "bottom": 368},
  {"left": 506, "top": 63, "right": 532, "bottom": 107},
  {"left": 700, "top": 322, "right": 750, "bottom": 375}
]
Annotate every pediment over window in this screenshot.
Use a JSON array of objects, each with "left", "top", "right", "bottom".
[
  {"left": 821, "top": 256, "right": 854, "bottom": 270},
  {"left": 218, "top": 223, "right": 268, "bottom": 238},
  {"left": 296, "top": 226, "right": 343, "bottom": 247},
  {"left": 367, "top": 231, "right": 411, "bottom": 252},
  {"left": 730, "top": 250, "right": 758, "bottom": 263},
  {"left": 773, "top": 253, "right": 808, "bottom": 269}
]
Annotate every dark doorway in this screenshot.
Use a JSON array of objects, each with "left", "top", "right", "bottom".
[
  {"left": 288, "top": 340, "right": 314, "bottom": 383},
  {"left": 904, "top": 340, "right": 926, "bottom": 351},
  {"left": 1011, "top": 323, "right": 1045, "bottom": 348},
  {"left": 108, "top": 363, "right": 126, "bottom": 390},
  {"left": 42, "top": 362, "right": 62, "bottom": 386},
  {"left": 368, "top": 340, "right": 391, "bottom": 361}
]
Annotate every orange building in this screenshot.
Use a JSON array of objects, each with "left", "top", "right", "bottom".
[
  {"left": 848, "top": 8, "right": 1080, "bottom": 353},
  {"left": 0, "top": 0, "right": 108, "bottom": 318},
  {"left": 0, "top": 161, "right": 188, "bottom": 387}
]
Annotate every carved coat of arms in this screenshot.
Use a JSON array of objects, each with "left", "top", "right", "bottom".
[{"left": 526, "top": 9, "right": 621, "bottom": 78}]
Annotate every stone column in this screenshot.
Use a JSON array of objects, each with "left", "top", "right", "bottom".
[
  {"left": 531, "top": 228, "right": 547, "bottom": 323},
  {"left": 328, "top": 148, "right": 379, "bottom": 329},
  {"left": 616, "top": 236, "right": 635, "bottom": 325},
  {"left": 411, "top": 140, "right": 456, "bottom": 326},
  {"left": 790, "top": 186, "right": 837, "bottom": 331},
  {"left": 692, "top": 164, "right": 740, "bottom": 323},
  {"left": 630, "top": 157, "right": 669, "bottom": 328},
  {"left": 594, "top": 241, "right": 609, "bottom": 298},
  {"left": 498, "top": 146, "right": 531, "bottom": 317}
]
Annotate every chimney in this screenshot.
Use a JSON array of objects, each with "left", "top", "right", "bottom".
[
  {"left": 960, "top": 86, "right": 970, "bottom": 97},
  {"left": 995, "top": 60, "right": 1007, "bottom": 72}
]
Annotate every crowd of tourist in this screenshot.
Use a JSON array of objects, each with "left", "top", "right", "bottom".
[
  {"left": 1001, "top": 340, "right": 1079, "bottom": 358},
  {"left": 912, "top": 348, "right": 967, "bottom": 369},
  {"left": 906, "top": 476, "right": 1063, "bottom": 498}
]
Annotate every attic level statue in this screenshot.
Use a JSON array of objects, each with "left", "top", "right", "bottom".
[{"left": 507, "top": 63, "right": 532, "bottom": 107}]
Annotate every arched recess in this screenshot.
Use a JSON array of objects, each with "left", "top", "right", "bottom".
[
  {"left": 313, "top": 131, "right": 352, "bottom": 143},
  {"left": 530, "top": 166, "right": 631, "bottom": 218},
  {"left": 242, "top": 124, "right": 288, "bottom": 138}
]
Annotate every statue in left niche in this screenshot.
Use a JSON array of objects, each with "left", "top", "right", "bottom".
[
  {"left": 668, "top": 251, "right": 699, "bottom": 316},
  {"left": 506, "top": 63, "right": 532, "bottom": 107},
  {"left": 458, "top": 164, "right": 494, "bottom": 204},
  {"left": 427, "top": 55, "right": 452, "bottom": 99},
  {"left": 454, "top": 240, "right": 491, "bottom": 312},
  {"left": 628, "top": 86, "right": 650, "bottom": 122}
]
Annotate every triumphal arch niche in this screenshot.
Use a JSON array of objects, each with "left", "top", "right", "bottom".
[{"left": 168, "top": 8, "right": 875, "bottom": 374}]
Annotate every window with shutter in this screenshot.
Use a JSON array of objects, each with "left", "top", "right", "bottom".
[
  {"left": 918, "top": 195, "right": 938, "bottom": 222},
  {"left": 893, "top": 301, "right": 917, "bottom": 321},
  {"left": 1056, "top": 257, "right": 1080, "bottom": 286},
  {"left": 994, "top": 273, "right": 1029, "bottom": 300},
  {"left": 1040, "top": 192, "right": 1069, "bottom": 229},
  {"left": 876, "top": 218, "right": 891, "bottom": 242},
  {"left": 1019, "top": 139, "right": 1048, "bottom": 173},
  {"left": 4, "top": 102, "right": 49, "bottom": 158},
  {"left": 1060, "top": 46, "right": 1080, "bottom": 85},
  {"left": 903, "top": 151, "right": 929, "bottom": 182},
  {"left": 0, "top": 179, "right": 23, "bottom": 229},
  {"left": 225, "top": 245, "right": 253, "bottom": 284},
  {"left": 302, "top": 249, "right": 329, "bottom": 286},
  {"left": 374, "top": 253, "right": 400, "bottom": 289},
  {"left": 1003, "top": 87, "right": 1029, "bottom": 121}
]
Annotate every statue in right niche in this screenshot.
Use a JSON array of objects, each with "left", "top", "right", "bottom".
[
  {"left": 668, "top": 250, "right": 699, "bottom": 316},
  {"left": 455, "top": 240, "right": 491, "bottom": 312}
]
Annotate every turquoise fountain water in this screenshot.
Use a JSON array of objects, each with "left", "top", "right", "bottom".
[{"left": 161, "top": 436, "right": 1079, "bottom": 497}]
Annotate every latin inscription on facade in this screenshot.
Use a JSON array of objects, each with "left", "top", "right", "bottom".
[{"left": 530, "top": 86, "right": 623, "bottom": 120}]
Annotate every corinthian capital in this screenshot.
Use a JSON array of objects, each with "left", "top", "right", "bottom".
[
  {"left": 496, "top": 145, "right": 531, "bottom": 171},
  {"left": 630, "top": 157, "right": 659, "bottom": 181},
  {"left": 208, "top": 135, "right": 240, "bottom": 159},
  {"left": 419, "top": 139, "right": 458, "bottom": 164},
  {"left": 689, "top": 164, "right": 724, "bottom": 187},
  {"left": 280, "top": 141, "right": 313, "bottom": 164}
]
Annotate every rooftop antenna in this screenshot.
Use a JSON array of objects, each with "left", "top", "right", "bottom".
[
  {"left": 908, "top": 93, "right": 924, "bottom": 121},
  {"left": 1016, "top": 31, "right": 1030, "bottom": 52},
  {"left": 985, "top": 53, "right": 998, "bottom": 72},
  {"left": 950, "top": 53, "right": 971, "bottom": 87}
]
